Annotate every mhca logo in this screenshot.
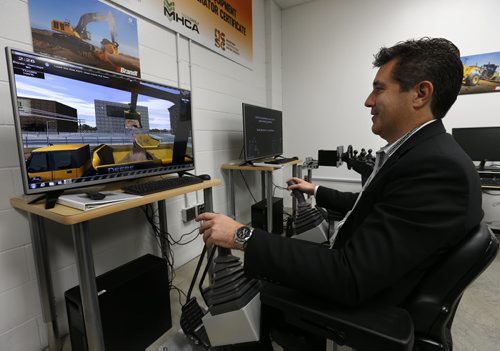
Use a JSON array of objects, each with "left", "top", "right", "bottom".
[{"left": 163, "top": 0, "right": 200, "bottom": 34}]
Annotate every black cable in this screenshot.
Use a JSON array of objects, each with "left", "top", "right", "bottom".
[
  {"left": 181, "top": 171, "right": 209, "bottom": 180},
  {"left": 171, "top": 284, "right": 187, "bottom": 306},
  {"left": 273, "top": 182, "right": 288, "bottom": 199},
  {"left": 239, "top": 170, "right": 258, "bottom": 203},
  {"left": 141, "top": 204, "right": 175, "bottom": 285},
  {"left": 273, "top": 182, "right": 288, "bottom": 191},
  {"left": 482, "top": 189, "right": 500, "bottom": 195},
  {"left": 170, "top": 227, "right": 201, "bottom": 246},
  {"left": 141, "top": 203, "right": 206, "bottom": 306}
]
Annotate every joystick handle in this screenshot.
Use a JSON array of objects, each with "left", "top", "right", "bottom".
[{"left": 287, "top": 180, "right": 306, "bottom": 204}]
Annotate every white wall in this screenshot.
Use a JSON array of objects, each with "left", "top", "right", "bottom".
[
  {"left": 0, "top": 0, "right": 282, "bottom": 349},
  {"left": 282, "top": 0, "right": 500, "bottom": 188}
]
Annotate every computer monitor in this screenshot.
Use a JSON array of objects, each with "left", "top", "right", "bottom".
[
  {"left": 452, "top": 127, "right": 500, "bottom": 170},
  {"left": 242, "top": 103, "right": 283, "bottom": 162},
  {"left": 6, "top": 47, "right": 195, "bottom": 201}
]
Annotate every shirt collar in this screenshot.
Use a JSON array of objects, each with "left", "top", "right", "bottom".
[{"left": 381, "top": 119, "right": 436, "bottom": 158}]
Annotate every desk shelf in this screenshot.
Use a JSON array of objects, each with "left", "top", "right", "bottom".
[{"left": 11, "top": 179, "right": 220, "bottom": 225}]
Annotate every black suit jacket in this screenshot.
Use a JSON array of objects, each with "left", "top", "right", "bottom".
[{"left": 244, "top": 120, "right": 483, "bottom": 306}]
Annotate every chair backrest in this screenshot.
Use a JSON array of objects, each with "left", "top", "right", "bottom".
[{"left": 404, "top": 222, "right": 498, "bottom": 349}]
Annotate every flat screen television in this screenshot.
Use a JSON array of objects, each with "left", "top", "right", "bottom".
[
  {"left": 452, "top": 126, "right": 500, "bottom": 170},
  {"left": 6, "top": 48, "right": 194, "bottom": 203},
  {"left": 242, "top": 103, "right": 283, "bottom": 162}
]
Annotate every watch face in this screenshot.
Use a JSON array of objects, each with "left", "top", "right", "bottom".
[{"left": 236, "top": 226, "right": 251, "bottom": 241}]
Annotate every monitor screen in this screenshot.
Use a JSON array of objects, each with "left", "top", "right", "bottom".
[
  {"left": 242, "top": 103, "right": 283, "bottom": 161},
  {"left": 452, "top": 127, "right": 500, "bottom": 168},
  {"left": 6, "top": 48, "right": 194, "bottom": 195}
]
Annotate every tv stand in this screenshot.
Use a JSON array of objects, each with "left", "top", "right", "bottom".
[
  {"left": 28, "top": 190, "right": 64, "bottom": 209},
  {"left": 478, "top": 159, "right": 487, "bottom": 171},
  {"left": 179, "top": 171, "right": 211, "bottom": 180}
]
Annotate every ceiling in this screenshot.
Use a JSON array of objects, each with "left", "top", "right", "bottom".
[{"left": 273, "top": 0, "right": 316, "bottom": 9}]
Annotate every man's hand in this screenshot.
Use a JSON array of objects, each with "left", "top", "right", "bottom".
[
  {"left": 195, "top": 212, "right": 244, "bottom": 249},
  {"left": 287, "top": 177, "right": 316, "bottom": 195}
]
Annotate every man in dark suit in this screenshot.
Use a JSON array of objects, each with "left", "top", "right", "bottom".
[{"left": 196, "top": 36, "right": 482, "bottom": 320}]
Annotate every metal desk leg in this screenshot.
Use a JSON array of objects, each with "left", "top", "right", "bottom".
[
  {"left": 28, "top": 213, "right": 61, "bottom": 351},
  {"left": 292, "top": 164, "right": 298, "bottom": 218},
  {"left": 72, "top": 222, "right": 105, "bottom": 351},
  {"left": 203, "top": 186, "right": 215, "bottom": 282},
  {"left": 228, "top": 170, "right": 235, "bottom": 219},
  {"left": 266, "top": 171, "right": 273, "bottom": 233},
  {"left": 157, "top": 200, "right": 168, "bottom": 259},
  {"left": 292, "top": 164, "right": 298, "bottom": 180},
  {"left": 261, "top": 171, "right": 266, "bottom": 200},
  {"left": 203, "top": 186, "right": 214, "bottom": 212},
  {"left": 292, "top": 165, "right": 302, "bottom": 214}
]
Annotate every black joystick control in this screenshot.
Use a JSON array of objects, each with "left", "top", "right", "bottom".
[{"left": 287, "top": 180, "right": 306, "bottom": 204}]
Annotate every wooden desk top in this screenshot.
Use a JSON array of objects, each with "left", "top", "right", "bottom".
[
  {"left": 10, "top": 178, "right": 221, "bottom": 226},
  {"left": 221, "top": 159, "right": 300, "bottom": 172}
]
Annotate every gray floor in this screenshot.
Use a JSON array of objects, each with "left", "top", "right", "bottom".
[
  {"left": 149, "top": 243, "right": 500, "bottom": 351},
  {"left": 452, "top": 244, "right": 500, "bottom": 351}
]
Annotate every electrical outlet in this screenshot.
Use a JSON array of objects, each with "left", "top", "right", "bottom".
[
  {"left": 181, "top": 206, "right": 197, "bottom": 222},
  {"left": 197, "top": 203, "right": 205, "bottom": 215}
]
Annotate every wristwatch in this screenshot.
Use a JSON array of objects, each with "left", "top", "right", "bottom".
[{"left": 234, "top": 226, "right": 254, "bottom": 250}]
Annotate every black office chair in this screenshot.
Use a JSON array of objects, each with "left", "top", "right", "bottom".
[{"left": 260, "top": 222, "right": 499, "bottom": 351}]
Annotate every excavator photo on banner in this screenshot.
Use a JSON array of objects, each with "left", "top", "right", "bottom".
[
  {"left": 29, "top": 2, "right": 141, "bottom": 77},
  {"left": 51, "top": 12, "right": 120, "bottom": 61}
]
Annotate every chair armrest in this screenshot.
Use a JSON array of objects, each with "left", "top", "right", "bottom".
[{"left": 260, "top": 284, "right": 414, "bottom": 351}]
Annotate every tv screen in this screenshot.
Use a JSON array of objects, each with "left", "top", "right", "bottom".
[
  {"left": 6, "top": 48, "right": 194, "bottom": 196},
  {"left": 452, "top": 126, "right": 500, "bottom": 169},
  {"left": 242, "top": 103, "right": 283, "bottom": 162}
]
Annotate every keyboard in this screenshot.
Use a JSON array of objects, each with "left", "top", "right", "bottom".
[
  {"left": 480, "top": 177, "right": 500, "bottom": 189},
  {"left": 264, "top": 157, "right": 298, "bottom": 165},
  {"left": 122, "top": 176, "right": 204, "bottom": 195}
]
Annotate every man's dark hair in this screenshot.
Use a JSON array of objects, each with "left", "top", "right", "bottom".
[{"left": 373, "top": 37, "right": 463, "bottom": 119}]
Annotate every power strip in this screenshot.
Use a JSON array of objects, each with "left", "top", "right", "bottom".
[{"left": 181, "top": 203, "right": 206, "bottom": 222}]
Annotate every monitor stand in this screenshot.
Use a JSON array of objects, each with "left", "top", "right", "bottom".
[
  {"left": 28, "top": 190, "right": 64, "bottom": 209},
  {"left": 478, "top": 159, "right": 487, "bottom": 171}
]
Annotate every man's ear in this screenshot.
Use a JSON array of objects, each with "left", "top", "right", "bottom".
[{"left": 413, "top": 81, "right": 433, "bottom": 108}]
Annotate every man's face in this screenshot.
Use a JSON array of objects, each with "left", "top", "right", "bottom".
[{"left": 364, "top": 59, "right": 415, "bottom": 144}]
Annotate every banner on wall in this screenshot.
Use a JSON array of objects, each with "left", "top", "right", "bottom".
[
  {"left": 460, "top": 51, "right": 500, "bottom": 95},
  {"left": 110, "top": 0, "right": 253, "bottom": 69},
  {"left": 28, "top": 0, "right": 141, "bottom": 77}
]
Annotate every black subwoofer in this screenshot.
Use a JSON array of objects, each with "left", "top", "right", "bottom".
[{"left": 251, "top": 197, "right": 283, "bottom": 234}]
